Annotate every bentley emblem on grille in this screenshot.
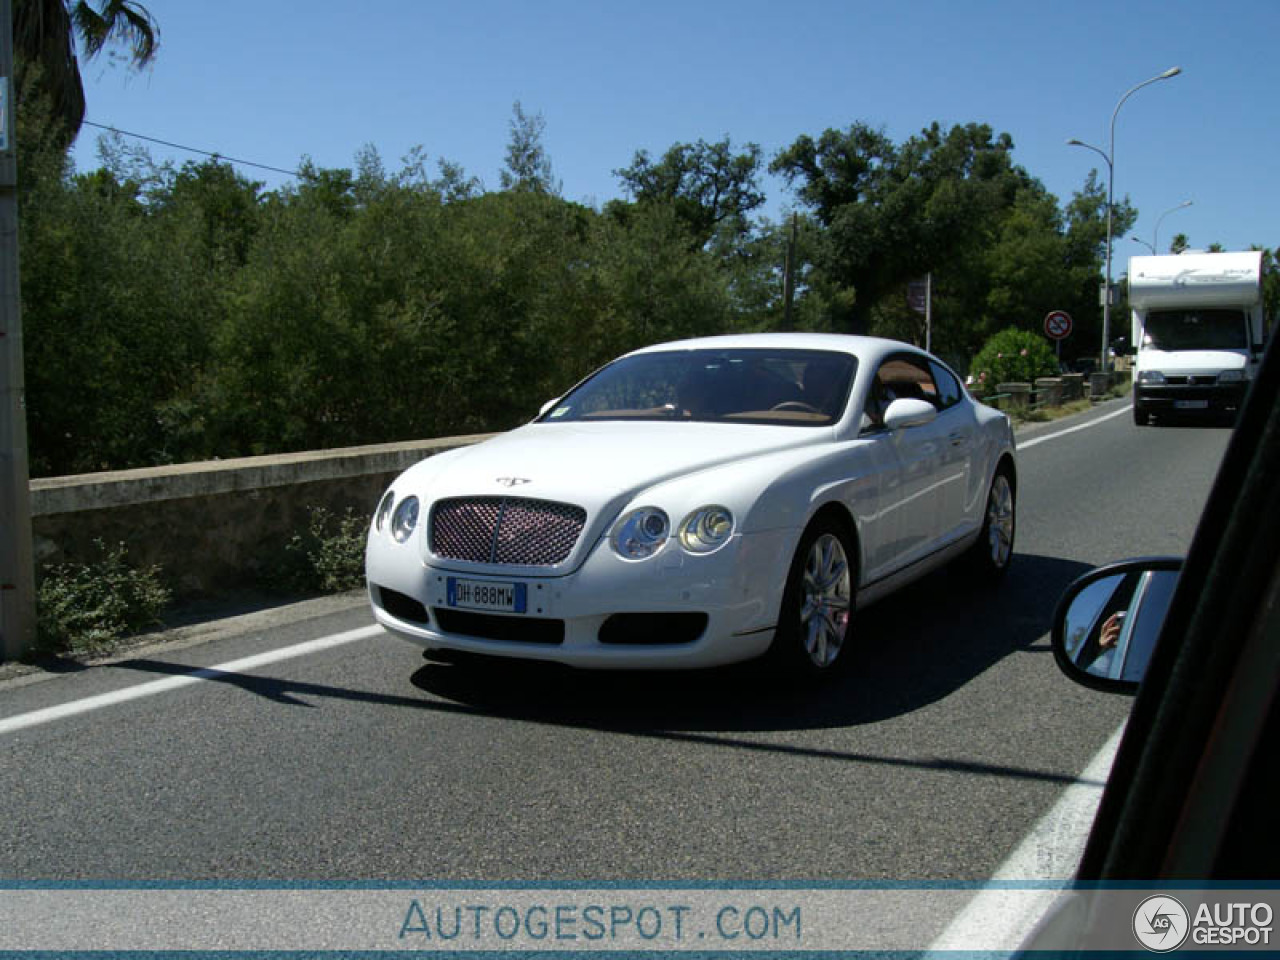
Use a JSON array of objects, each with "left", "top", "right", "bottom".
[{"left": 495, "top": 477, "right": 532, "bottom": 487}]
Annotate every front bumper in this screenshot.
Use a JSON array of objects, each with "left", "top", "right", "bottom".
[
  {"left": 366, "top": 527, "right": 796, "bottom": 669},
  {"left": 1135, "top": 380, "right": 1248, "bottom": 413}
]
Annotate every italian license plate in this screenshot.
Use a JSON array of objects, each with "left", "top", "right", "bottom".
[
  {"left": 1174, "top": 400, "right": 1210, "bottom": 410},
  {"left": 447, "top": 578, "right": 527, "bottom": 614}
]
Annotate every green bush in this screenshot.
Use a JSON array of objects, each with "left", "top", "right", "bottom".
[
  {"left": 36, "top": 540, "right": 171, "bottom": 654},
  {"left": 969, "top": 327, "right": 1059, "bottom": 394},
  {"left": 282, "top": 506, "right": 369, "bottom": 593}
]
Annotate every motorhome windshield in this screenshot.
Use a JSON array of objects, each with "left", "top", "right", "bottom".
[{"left": 1143, "top": 309, "right": 1248, "bottom": 351}]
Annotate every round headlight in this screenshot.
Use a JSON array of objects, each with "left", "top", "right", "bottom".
[
  {"left": 679, "top": 506, "right": 734, "bottom": 554},
  {"left": 374, "top": 490, "right": 396, "bottom": 533},
  {"left": 391, "top": 496, "right": 420, "bottom": 543},
  {"left": 612, "top": 507, "right": 670, "bottom": 560}
]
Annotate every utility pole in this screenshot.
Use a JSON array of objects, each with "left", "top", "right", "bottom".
[
  {"left": 0, "top": 0, "right": 36, "bottom": 661},
  {"left": 782, "top": 213, "right": 797, "bottom": 331}
]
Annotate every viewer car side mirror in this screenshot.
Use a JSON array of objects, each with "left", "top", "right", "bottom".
[
  {"left": 883, "top": 397, "right": 937, "bottom": 431},
  {"left": 1051, "top": 558, "right": 1182, "bottom": 694}
]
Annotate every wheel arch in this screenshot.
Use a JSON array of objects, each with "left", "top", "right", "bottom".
[{"left": 995, "top": 451, "right": 1017, "bottom": 493}]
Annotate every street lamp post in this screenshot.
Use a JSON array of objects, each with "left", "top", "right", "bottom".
[
  {"left": 1153, "top": 199, "right": 1192, "bottom": 254},
  {"left": 1131, "top": 200, "right": 1193, "bottom": 255},
  {"left": 1068, "top": 66, "right": 1182, "bottom": 372}
]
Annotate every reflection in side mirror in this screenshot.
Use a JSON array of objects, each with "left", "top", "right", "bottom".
[{"left": 1051, "top": 558, "right": 1182, "bottom": 695}]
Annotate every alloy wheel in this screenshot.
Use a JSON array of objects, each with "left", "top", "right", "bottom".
[{"left": 799, "top": 532, "right": 852, "bottom": 668}]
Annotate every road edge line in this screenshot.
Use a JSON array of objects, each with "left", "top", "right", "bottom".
[{"left": 0, "top": 624, "right": 382, "bottom": 736}]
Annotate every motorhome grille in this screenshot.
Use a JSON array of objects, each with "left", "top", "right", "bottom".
[{"left": 430, "top": 497, "right": 586, "bottom": 566}]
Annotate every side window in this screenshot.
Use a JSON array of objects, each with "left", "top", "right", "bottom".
[
  {"left": 865, "top": 354, "right": 941, "bottom": 427},
  {"left": 929, "top": 361, "right": 962, "bottom": 410}
]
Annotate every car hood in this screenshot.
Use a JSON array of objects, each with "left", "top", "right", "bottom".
[
  {"left": 1138, "top": 348, "right": 1248, "bottom": 373},
  {"left": 405, "top": 420, "right": 830, "bottom": 516}
]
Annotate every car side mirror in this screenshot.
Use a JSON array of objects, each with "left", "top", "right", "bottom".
[
  {"left": 1051, "top": 558, "right": 1182, "bottom": 694},
  {"left": 883, "top": 397, "right": 937, "bottom": 431}
]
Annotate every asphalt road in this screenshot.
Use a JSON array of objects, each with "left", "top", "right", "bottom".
[{"left": 0, "top": 400, "right": 1231, "bottom": 886}]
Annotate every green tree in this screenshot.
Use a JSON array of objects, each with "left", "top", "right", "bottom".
[
  {"left": 158, "top": 158, "right": 264, "bottom": 267},
  {"left": 613, "top": 136, "right": 765, "bottom": 248},
  {"left": 20, "top": 150, "right": 220, "bottom": 472},
  {"left": 772, "top": 122, "right": 1034, "bottom": 334},
  {"left": 499, "top": 101, "right": 559, "bottom": 195},
  {"left": 13, "top": 0, "right": 159, "bottom": 142},
  {"left": 1061, "top": 170, "right": 1137, "bottom": 359},
  {"left": 1257, "top": 246, "right": 1278, "bottom": 337}
]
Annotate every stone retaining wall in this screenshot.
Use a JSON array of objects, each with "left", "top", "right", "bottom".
[{"left": 30, "top": 435, "right": 490, "bottom": 598}]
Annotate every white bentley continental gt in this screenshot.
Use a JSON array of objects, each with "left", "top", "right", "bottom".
[{"left": 366, "top": 334, "right": 1016, "bottom": 675}]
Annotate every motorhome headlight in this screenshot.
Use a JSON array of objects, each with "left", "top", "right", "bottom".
[
  {"left": 1218, "top": 370, "right": 1245, "bottom": 384},
  {"left": 1138, "top": 370, "right": 1166, "bottom": 385},
  {"left": 391, "top": 496, "right": 420, "bottom": 543},
  {"left": 374, "top": 490, "right": 396, "bottom": 533},
  {"left": 679, "top": 506, "right": 734, "bottom": 554},
  {"left": 612, "top": 507, "right": 670, "bottom": 560}
]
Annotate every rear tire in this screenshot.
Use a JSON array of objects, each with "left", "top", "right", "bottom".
[
  {"left": 1133, "top": 402, "right": 1151, "bottom": 426},
  {"left": 967, "top": 466, "right": 1015, "bottom": 582},
  {"left": 768, "top": 516, "right": 856, "bottom": 679}
]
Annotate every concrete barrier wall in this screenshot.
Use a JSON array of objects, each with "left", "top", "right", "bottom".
[{"left": 30, "top": 434, "right": 491, "bottom": 598}]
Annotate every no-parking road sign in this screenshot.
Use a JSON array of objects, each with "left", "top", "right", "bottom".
[{"left": 1044, "top": 310, "right": 1073, "bottom": 340}]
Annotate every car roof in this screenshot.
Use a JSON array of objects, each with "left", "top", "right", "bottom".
[{"left": 623, "top": 333, "right": 925, "bottom": 364}]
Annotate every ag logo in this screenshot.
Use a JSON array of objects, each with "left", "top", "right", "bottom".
[{"left": 1133, "top": 895, "right": 1190, "bottom": 952}]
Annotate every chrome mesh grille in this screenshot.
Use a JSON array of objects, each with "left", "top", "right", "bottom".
[{"left": 430, "top": 497, "right": 586, "bottom": 566}]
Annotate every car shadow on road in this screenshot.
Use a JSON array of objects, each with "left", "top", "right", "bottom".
[
  {"left": 104, "top": 553, "right": 1098, "bottom": 787},
  {"left": 407, "top": 551, "right": 1094, "bottom": 734}
]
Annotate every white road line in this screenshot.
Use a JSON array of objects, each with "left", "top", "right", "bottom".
[
  {"left": 0, "top": 624, "right": 382, "bottom": 736},
  {"left": 1018, "top": 404, "right": 1132, "bottom": 450},
  {"left": 928, "top": 723, "right": 1127, "bottom": 950}
]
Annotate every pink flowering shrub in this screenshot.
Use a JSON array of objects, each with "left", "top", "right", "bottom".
[{"left": 969, "top": 328, "right": 1059, "bottom": 394}]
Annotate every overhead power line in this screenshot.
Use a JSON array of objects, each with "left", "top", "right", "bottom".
[{"left": 83, "top": 120, "right": 308, "bottom": 180}]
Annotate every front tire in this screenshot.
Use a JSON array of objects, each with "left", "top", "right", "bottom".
[{"left": 769, "top": 516, "right": 856, "bottom": 678}]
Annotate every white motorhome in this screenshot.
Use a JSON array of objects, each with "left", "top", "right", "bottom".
[{"left": 1127, "top": 251, "right": 1266, "bottom": 425}]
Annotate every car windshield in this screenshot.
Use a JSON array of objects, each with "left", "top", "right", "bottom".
[
  {"left": 1143, "top": 309, "right": 1249, "bottom": 350},
  {"left": 540, "top": 348, "right": 857, "bottom": 426}
]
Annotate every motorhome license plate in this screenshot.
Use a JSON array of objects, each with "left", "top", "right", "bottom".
[
  {"left": 447, "top": 578, "right": 527, "bottom": 614},
  {"left": 1175, "top": 400, "right": 1209, "bottom": 410}
]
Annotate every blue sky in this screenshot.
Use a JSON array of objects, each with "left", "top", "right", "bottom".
[{"left": 71, "top": 0, "right": 1278, "bottom": 256}]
